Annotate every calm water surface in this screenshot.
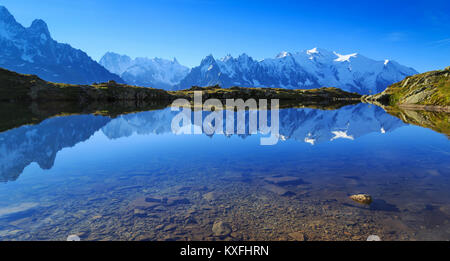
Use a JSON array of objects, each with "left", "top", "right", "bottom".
[{"left": 0, "top": 103, "right": 449, "bottom": 241}]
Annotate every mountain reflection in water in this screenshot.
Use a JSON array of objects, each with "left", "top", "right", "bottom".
[
  {"left": 0, "top": 104, "right": 407, "bottom": 182},
  {"left": 0, "top": 102, "right": 449, "bottom": 241}
]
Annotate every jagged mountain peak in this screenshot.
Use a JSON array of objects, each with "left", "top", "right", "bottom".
[
  {"left": 29, "top": 19, "right": 50, "bottom": 35},
  {"left": 381, "top": 59, "right": 417, "bottom": 74},
  {"left": 276, "top": 51, "right": 292, "bottom": 58},
  {"left": 238, "top": 53, "right": 250, "bottom": 58},
  {"left": 201, "top": 54, "right": 216, "bottom": 64},
  {"left": 104, "top": 51, "right": 130, "bottom": 59},
  {"left": 221, "top": 54, "right": 233, "bottom": 62},
  {"left": 100, "top": 52, "right": 190, "bottom": 89},
  {"left": 236, "top": 53, "right": 255, "bottom": 64},
  {"left": 0, "top": 6, "right": 124, "bottom": 84},
  {"left": 99, "top": 52, "right": 133, "bottom": 75}
]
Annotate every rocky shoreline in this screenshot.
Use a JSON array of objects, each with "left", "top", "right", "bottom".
[{"left": 1, "top": 67, "right": 448, "bottom": 137}]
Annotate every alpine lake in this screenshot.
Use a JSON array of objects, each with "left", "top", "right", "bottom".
[{"left": 0, "top": 99, "right": 449, "bottom": 241}]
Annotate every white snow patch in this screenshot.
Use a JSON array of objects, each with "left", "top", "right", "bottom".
[
  {"left": 334, "top": 52, "right": 358, "bottom": 62},
  {"left": 304, "top": 137, "right": 316, "bottom": 145},
  {"left": 277, "top": 51, "right": 291, "bottom": 58},
  {"left": 330, "top": 131, "right": 354, "bottom": 141},
  {"left": 306, "top": 47, "right": 319, "bottom": 55}
]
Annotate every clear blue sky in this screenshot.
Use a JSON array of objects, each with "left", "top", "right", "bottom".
[{"left": 2, "top": 0, "right": 449, "bottom": 72}]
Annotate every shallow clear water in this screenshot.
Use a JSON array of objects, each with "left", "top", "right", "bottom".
[{"left": 0, "top": 103, "right": 449, "bottom": 241}]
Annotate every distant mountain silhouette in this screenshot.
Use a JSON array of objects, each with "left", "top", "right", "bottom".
[{"left": 100, "top": 52, "right": 189, "bottom": 89}]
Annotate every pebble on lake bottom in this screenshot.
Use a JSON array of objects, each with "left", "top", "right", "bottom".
[
  {"left": 367, "top": 235, "right": 381, "bottom": 241},
  {"left": 67, "top": 235, "right": 81, "bottom": 241},
  {"left": 349, "top": 194, "right": 373, "bottom": 205}
]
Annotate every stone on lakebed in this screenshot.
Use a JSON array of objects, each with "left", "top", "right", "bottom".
[
  {"left": 264, "top": 176, "right": 305, "bottom": 186},
  {"left": 212, "top": 221, "right": 232, "bottom": 237},
  {"left": 263, "top": 184, "right": 295, "bottom": 197},
  {"left": 349, "top": 194, "right": 373, "bottom": 205},
  {"left": 288, "top": 231, "right": 306, "bottom": 241}
]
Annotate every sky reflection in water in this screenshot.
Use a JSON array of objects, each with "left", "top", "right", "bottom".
[{"left": 0, "top": 103, "right": 449, "bottom": 241}]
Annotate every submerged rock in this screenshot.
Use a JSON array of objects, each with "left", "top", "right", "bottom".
[
  {"left": 349, "top": 194, "right": 373, "bottom": 205},
  {"left": 264, "top": 176, "right": 305, "bottom": 186},
  {"left": 67, "top": 235, "right": 81, "bottom": 241},
  {"left": 369, "top": 199, "right": 399, "bottom": 212},
  {"left": 165, "top": 197, "right": 190, "bottom": 206},
  {"left": 263, "top": 184, "right": 295, "bottom": 197},
  {"left": 133, "top": 209, "right": 147, "bottom": 217},
  {"left": 130, "top": 195, "right": 189, "bottom": 209},
  {"left": 367, "top": 235, "right": 381, "bottom": 241},
  {"left": 173, "top": 186, "right": 192, "bottom": 193},
  {"left": 203, "top": 192, "right": 219, "bottom": 201},
  {"left": 145, "top": 196, "right": 164, "bottom": 203},
  {"left": 288, "top": 232, "right": 306, "bottom": 241},
  {"left": 185, "top": 215, "right": 198, "bottom": 225},
  {"left": 129, "top": 197, "right": 161, "bottom": 210},
  {"left": 0, "top": 202, "right": 39, "bottom": 218},
  {"left": 163, "top": 224, "right": 177, "bottom": 232},
  {"left": 212, "top": 221, "right": 232, "bottom": 237}
]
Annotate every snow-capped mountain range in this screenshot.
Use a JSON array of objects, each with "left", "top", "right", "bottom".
[
  {"left": 0, "top": 6, "right": 123, "bottom": 84},
  {"left": 0, "top": 5, "right": 417, "bottom": 94},
  {"left": 99, "top": 52, "right": 190, "bottom": 89},
  {"left": 0, "top": 114, "right": 111, "bottom": 182},
  {"left": 175, "top": 48, "right": 418, "bottom": 94}
]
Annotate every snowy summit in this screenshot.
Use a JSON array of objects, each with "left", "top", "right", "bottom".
[{"left": 175, "top": 47, "right": 417, "bottom": 94}]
